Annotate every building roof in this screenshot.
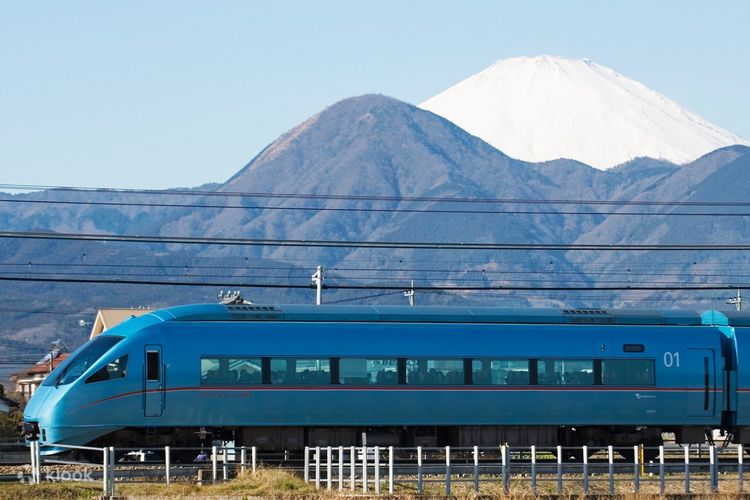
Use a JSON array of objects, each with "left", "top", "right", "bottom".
[
  {"left": 24, "top": 353, "right": 70, "bottom": 375},
  {"left": 90, "top": 308, "right": 153, "bottom": 339},
  {"left": 10, "top": 352, "right": 70, "bottom": 382}
]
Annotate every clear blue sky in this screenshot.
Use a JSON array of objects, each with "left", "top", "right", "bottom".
[{"left": 1, "top": 1, "right": 748, "bottom": 189}]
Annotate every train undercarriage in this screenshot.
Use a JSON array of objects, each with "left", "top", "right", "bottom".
[{"left": 80, "top": 424, "right": 722, "bottom": 462}]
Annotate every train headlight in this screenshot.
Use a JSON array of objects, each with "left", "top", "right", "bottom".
[{"left": 22, "top": 421, "right": 40, "bottom": 441}]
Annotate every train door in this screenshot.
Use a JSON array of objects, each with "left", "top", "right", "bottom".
[
  {"left": 686, "top": 348, "right": 715, "bottom": 417},
  {"left": 143, "top": 345, "right": 164, "bottom": 417}
]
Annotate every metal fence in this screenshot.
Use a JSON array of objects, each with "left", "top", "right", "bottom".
[
  {"left": 27, "top": 442, "right": 296, "bottom": 497},
  {"left": 25, "top": 441, "right": 747, "bottom": 496},
  {"left": 302, "top": 444, "right": 749, "bottom": 495}
]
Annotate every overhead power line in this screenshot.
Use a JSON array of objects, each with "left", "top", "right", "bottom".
[
  {"left": 3, "top": 183, "right": 750, "bottom": 207},
  {"left": 0, "top": 274, "right": 747, "bottom": 291},
  {"left": 2, "top": 269, "right": 744, "bottom": 287},
  {"left": 8, "top": 260, "right": 750, "bottom": 278},
  {"left": 2, "top": 197, "right": 749, "bottom": 217},
  {"left": 3, "top": 230, "right": 750, "bottom": 251}
]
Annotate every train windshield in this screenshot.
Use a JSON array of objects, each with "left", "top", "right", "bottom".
[{"left": 44, "top": 336, "right": 123, "bottom": 386}]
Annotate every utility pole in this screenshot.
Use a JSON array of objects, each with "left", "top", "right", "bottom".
[
  {"left": 727, "top": 288, "right": 743, "bottom": 311},
  {"left": 312, "top": 266, "right": 324, "bottom": 305},
  {"left": 404, "top": 280, "right": 415, "bottom": 306}
]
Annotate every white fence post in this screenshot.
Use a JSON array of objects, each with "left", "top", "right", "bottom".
[
  {"left": 500, "top": 444, "right": 510, "bottom": 495},
  {"left": 634, "top": 445, "right": 640, "bottom": 494},
  {"left": 338, "top": 446, "right": 344, "bottom": 491},
  {"left": 315, "top": 446, "right": 321, "bottom": 489},
  {"left": 361, "top": 445, "right": 367, "bottom": 493},
  {"left": 303, "top": 446, "right": 309, "bottom": 483},
  {"left": 349, "top": 445, "right": 356, "bottom": 491},
  {"left": 29, "top": 441, "right": 39, "bottom": 485},
  {"left": 29, "top": 441, "right": 34, "bottom": 484},
  {"left": 211, "top": 445, "right": 218, "bottom": 485},
  {"left": 326, "top": 446, "right": 332, "bottom": 490},
  {"left": 710, "top": 445, "right": 718, "bottom": 492},
  {"left": 608, "top": 445, "right": 614, "bottom": 496},
  {"left": 474, "top": 445, "right": 480, "bottom": 493},
  {"left": 108, "top": 446, "right": 116, "bottom": 496},
  {"left": 374, "top": 446, "right": 380, "bottom": 494},
  {"left": 659, "top": 445, "right": 665, "bottom": 494},
  {"left": 556, "top": 445, "right": 563, "bottom": 494},
  {"left": 36, "top": 441, "right": 42, "bottom": 484},
  {"left": 445, "top": 445, "right": 451, "bottom": 496},
  {"left": 417, "top": 446, "right": 423, "bottom": 495},
  {"left": 582, "top": 446, "right": 588, "bottom": 494},
  {"left": 388, "top": 446, "right": 394, "bottom": 494},
  {"left": 165, "top": 446, "right": 171, "bottom": 486},
  {"left": 102, "top": 446, "right": 109, "bottom": 496},
  {"left": 684, "top": 444, "right": 690, "bottom": 494}
]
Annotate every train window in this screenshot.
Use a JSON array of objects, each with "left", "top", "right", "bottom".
[
  {"left": 538, "top": 359, "right": 594, "bottom": 385},
  {"left": 45, "top": 336, "right": 123, "bottom": 386},
  {"left": 85, "top": 355, "right": 128, "bottom": 384},
  {"left": 201, "top": 357, "right": 262, "bottom": 385},
  {"left": 146, "top": 351, "right": 160, "bottom": 381},
  {"left": 406, "top": 359, "right": 464, "bottom": 385},
  {"left": 339, "top": 358, "right": 398, "bottom": 385},
  {"left": 270, "top": 358, "right": 330, "bottom": 385},
  {"left": 602, "top": 359, "right": 655, "bottom": 386},
  {"left": 472, "top": 359, "right": 529, "bottom": 385}
]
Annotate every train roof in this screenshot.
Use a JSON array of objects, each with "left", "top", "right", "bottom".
[
  {"left": 145, "top": 303, "right": 708, "bottom": 326},
  {"left": 721, "top": 311, "right": 750, "bottom": 327}
]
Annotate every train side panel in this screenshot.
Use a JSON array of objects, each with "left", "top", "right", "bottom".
[{"left": 140, "top": 322, "right": 725, "bottom": 429}]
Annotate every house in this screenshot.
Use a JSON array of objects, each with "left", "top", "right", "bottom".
[{"left": 10, "top": 352, "right": 70, "bottom": 401}]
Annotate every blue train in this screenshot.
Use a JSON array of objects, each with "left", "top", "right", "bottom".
[{"left": 21, "top": 302, "right": 750, "bottom": 458}]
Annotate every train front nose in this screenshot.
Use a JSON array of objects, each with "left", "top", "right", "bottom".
[{"left": 23, "top": 384, "right": 62, "bottom": 444}]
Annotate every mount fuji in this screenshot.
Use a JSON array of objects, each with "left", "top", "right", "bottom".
[{"left": 420, "top": 56, "right": 749, "bottom": 169}]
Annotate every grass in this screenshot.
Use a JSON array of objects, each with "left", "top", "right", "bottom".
[
  {"left": 0, "top": 468, "right": 315, "bottom": 499},
  {"left": 0, "top": 482, "right": 102, "bottom": 500}
]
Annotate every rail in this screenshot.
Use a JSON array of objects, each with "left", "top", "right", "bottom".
[{"left": 22, "top": 442, "right": 748, "bottom": 496}]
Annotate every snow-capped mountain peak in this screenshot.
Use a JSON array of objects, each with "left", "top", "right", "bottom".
[{"left": 420, "top": 56, "right": 749, "bottom": 169}]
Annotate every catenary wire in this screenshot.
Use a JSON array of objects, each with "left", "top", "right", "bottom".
[
  {"left": 3, "top": 230, "right": 750, "bottom": 251},
  {"left": 2, "top": 197, "right": 750, "bottom": 217},
  {"left": 0, "top": 274, "right": 747, "bottom": 291},
  {"left": 3, "top": 183, "right": 750, "bottom": 207}
]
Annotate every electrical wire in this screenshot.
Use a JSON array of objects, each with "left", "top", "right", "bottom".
[
  {"left": 3, "top": 183, "right": 750, "bottom": 207},
  {"left": 0, "top": 274, "right": 746, "bottom": 291},
  {"left": 2, "top": 197, "right": 749, "bottom": 217},
  {"left": 3, "top": 230, "right": 750, "bottom": 251},
  {"left": 7, "top": 260, "right": 750, "bottom": 279}
]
